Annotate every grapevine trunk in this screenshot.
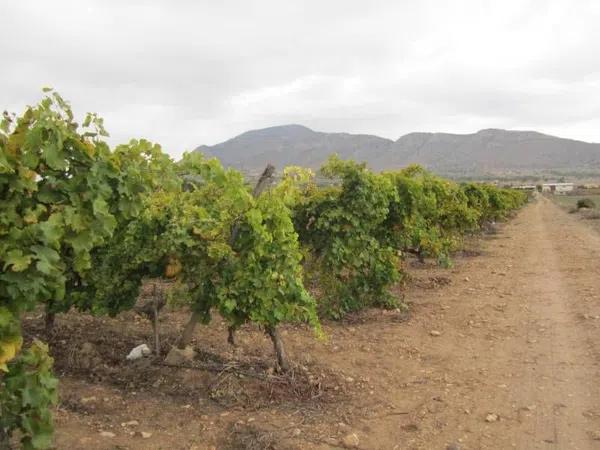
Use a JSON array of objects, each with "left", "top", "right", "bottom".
[
  {"left": 178, "top": 311, "right": 202, "bottom": 349},
  {"left": 266, "top": 325, "right": 290, "bottom": 372}
]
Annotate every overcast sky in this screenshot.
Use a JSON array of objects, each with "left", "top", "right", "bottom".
[{"left": 2, "top": 1, "right": 600, "bottom": 158}]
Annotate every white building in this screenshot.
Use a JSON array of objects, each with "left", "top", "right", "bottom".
[{"left": 541, "top": 182, "right": 574, "bottom": 194}]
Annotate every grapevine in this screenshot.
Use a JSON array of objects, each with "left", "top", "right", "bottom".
[
  {"left": 294, "top": 156, "right": 400, "bottom": 317},
  {"left": 0, "top": 92, "right": 528, "bottom": 448}
]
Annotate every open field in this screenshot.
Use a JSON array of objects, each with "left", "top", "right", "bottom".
[
  {"left": 551, "top": 193, "right": 600, "bottom": 236},
  {"left": 550, "top": 193, "right": 600, "bottom": 210},
  {"left": 18, "top": 197, "right": 600, "bottom": 449}
]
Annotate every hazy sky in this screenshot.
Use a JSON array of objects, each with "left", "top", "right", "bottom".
[{"left": 2, "top": 1, "right": 600, "bottom": 157}]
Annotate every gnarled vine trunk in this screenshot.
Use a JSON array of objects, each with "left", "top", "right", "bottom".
[
  {"left": 0, "top": 428, "right": 10, "bottom": 450},
  {"left": 266, "top": 325, "right": 290, "bottom": 372},
  {"left": 44, "top": 307, "right": 55, "bottom": 335},
  {"left": 227, "top": 326, "right": 237, "bottom": 346},
  {"left": 178, "top": 310, "right": 202, "bottom": 349},
  {"left": 152, "top": 301, "right": 160, "bottom": 355},
  {"left": 135, "top": 281, "right": 166, "bottom": 354}
]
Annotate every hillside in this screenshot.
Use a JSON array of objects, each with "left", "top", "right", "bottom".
[
  {"left": 195, "top": 125, "right": 600, "bottom": 176},
  {"left": 195, "top": 124, "right": 393, "bottom": 172}
]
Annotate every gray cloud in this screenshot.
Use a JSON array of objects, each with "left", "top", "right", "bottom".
[{"left": 2, "top": 0, "right": 600, "bottom": 158}]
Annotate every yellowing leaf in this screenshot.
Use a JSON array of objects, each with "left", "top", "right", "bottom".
[{"left": 0, "top": 335, "right": 23, "bottom": 371}]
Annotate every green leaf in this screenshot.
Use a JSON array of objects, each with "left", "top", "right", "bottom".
[
  {"left": 0, "top": 149, "right": 14, "bottom": 173},
  {"left": 39, "top": 213, "right": 64, "bottom": 247},
  {"left": 42, "top": 142, "right": 67, "bottom": 170},
  {"left": 92, "top": 197, "right": 109, "bottom": 218},
  {"left": 32, "top": 246, "right": 60, "bottom": 276},
  {"left": 4, "top": 249, "right": 32, "bottom": 272}
]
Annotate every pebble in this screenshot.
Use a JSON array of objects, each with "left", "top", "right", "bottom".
[
  {"left": 485, "top": 413, "right": 499, "bottom": 422},
  {"left": 121, "top": 420, "right": 139, "bottom": 427},
  {"left": 430, "top": 330, "right": 442, "bottom": 337},
  {"left": 341, "top": 432, "right": 360, "bottom": 448},
  {"left": 99, "top": 431, "right": 116, "bottom": 438}
]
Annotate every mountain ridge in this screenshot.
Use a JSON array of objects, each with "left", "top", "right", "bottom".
[{"left": 195, "top": 124, "right": 600, "bottom": 176}]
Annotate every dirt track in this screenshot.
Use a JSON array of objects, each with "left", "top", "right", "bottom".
[
  {"left": 381, "top": 196, "right": 600, "bottom": 450},
  {"left": 46, "top": 197, "right": 600, "bottom": 449}
]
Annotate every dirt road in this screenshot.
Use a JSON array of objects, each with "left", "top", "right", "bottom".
[
  {"left": 376, "top": 196, "right": 600, "bottom": 450},
  {"left": 46, "top": 197, "right": 600, "bottom": 450}
]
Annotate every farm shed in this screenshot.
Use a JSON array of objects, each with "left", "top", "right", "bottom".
[{"left": 541, "top": 182, "right": 574, "bottom": 194}]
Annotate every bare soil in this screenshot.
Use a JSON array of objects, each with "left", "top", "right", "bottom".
[{"left": 22, "top": 197, "right": 600, "bottom": 449}]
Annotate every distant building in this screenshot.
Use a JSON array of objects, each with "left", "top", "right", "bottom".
[
  {"left": 541, "top": 182, "right": 574, "bottom": 194},
  {"left": 514, "top": 185, "right": 537, "bottom": 191}
]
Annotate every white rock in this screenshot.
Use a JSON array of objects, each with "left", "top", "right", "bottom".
[
  {"left": 121, "top": 420, "right": 139, "bottom": 427},
  {"left": 100, "top": 431, "right": 116, "bottom": 438},
  {"left": 126, "top": 344, "right": 151, "bottom": 361},
  {"left": 485, "top": 413, "right": 499, "bottom": 422}
]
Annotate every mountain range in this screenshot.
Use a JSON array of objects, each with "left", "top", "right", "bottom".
[{"left": 195, "top": 125, "right": 600, "bottom": 177}]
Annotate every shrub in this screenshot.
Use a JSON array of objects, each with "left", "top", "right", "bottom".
[{"left": 576, "top": 198, "right": 595, "bottom": 209}]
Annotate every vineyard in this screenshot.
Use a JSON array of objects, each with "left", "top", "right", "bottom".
[{"left": 0, "top": 92, "right": 528, "bottom": 449}]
